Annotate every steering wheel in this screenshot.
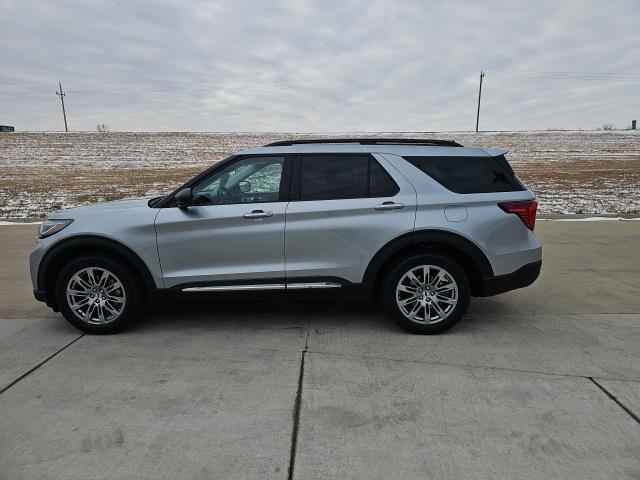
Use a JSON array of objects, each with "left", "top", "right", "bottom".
[
  {"left": 218, "top": 186, "right": 236, "bottom": 203},
  {"left": 192, "top": 193, "right": 213, "bottom": 205}
]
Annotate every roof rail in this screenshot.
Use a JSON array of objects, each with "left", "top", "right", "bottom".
[{"left": 264, "top": 138, "right": 463, "bottom": 147}]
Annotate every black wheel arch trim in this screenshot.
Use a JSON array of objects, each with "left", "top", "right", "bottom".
[
  {"left": 363, "top": 229, "right": 494, "bottom": 284},
  {"left": 37, "top": 235, "right": 157, "bottom": 292}
]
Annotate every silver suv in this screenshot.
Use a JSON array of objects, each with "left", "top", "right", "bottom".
[{"left": 30, "top": 138, "right": 542, "bottom": 334}]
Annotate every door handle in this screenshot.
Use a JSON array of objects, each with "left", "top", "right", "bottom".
[
  {"left": 243, "top": 210, "right": 273, "bottom": 219},
  {"left": 375, "top": 201, "right": 404, "bottom": 211}
]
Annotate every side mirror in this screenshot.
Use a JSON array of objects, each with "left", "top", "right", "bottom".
[
  {"left": 175, "top": 188, "right": 193, "bottom": 208},
  {"left": 239, "top": 181, "right": 251, "bottom": 193}
]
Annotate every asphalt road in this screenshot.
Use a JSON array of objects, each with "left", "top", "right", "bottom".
[{"left": 1, "top": 222, "right": 639, "bottom": 479}]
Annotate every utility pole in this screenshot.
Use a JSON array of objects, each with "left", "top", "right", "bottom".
[
  {"left": 475, "top": 70, "right": 485, "bottom": 132},
  {"left": 56, "top": 81, "right": 68, "bottom": 132}
]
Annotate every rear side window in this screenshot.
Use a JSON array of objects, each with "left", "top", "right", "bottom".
[
  {"left": 300, "top": 155, "right": 399, "bottom": 200},
  {"left": 403, "top": 155, "right": 524, "bottom": 194}
]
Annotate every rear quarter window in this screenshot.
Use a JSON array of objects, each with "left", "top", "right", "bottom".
[{"left": 403, "top": 155, "right": 524, "bottom": 194}]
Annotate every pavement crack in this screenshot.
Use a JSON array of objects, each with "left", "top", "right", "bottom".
[
  {"left": 588, "top": 377, "right": 640, "bottom": 425},
  {"left": 288, "top": 345, "right": 307, "bottom": 480},
  {"left": 0, "top": 333, "right": 86, "bottom": 395},
  {"left": 305, "top": 349, "right": 640, "bottom": 383}
]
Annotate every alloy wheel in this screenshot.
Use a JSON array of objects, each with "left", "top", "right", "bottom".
[
  {"left": 66, "top": 267, "right": 127, "bottom": 324},
  {"left": 395, "top": 264, "right": 458, "bottom": 324}
]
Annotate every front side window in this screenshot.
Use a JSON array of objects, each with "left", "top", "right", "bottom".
[
  {"left": 192, "top": 156, "right": 285, "bottom": 205},
  {"left": 299, "top": 155, "right": 399, "bottom": 201}
]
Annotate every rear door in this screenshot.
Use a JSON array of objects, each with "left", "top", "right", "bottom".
[
  {"left": 155, "top": 155, "right": 291, "bottom": 288},
  {"left": 284, "top": 153, "right": 416, "bottom": 284}
]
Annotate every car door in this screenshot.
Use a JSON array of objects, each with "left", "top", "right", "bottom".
[
  {"left": 155, "top": 155, "right": 291, "bottom": 288},
  {"left": 284, "top": 153, "right": 416, "bottom": 285}
]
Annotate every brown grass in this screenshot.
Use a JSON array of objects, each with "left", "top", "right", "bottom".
[{"left": 1, "top": 131, "right": 639, "bottom": 217}]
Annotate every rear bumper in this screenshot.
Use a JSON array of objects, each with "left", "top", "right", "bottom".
[{"left": 478, "top": 260, "right": 541, "bottom": 297}]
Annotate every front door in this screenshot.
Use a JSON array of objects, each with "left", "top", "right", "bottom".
[{"left": 155, "top": 155, "right": 290, "bottom": 288}]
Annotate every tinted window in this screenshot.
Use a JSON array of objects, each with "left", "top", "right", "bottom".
[
  {"left": 370, "top": 159, "right": 400, "bottom": 197},
  {"left": 403, "top": 155, "right": 524, "bottom": 194},
  {"left": 192, "top": 156, "right": 285, "bottom": 205},
  {"left": 300, "top": 155, "right": 400, "bottom": 200},
  {"left": 301, "top": 155, "right": 369, "bottom": 200}
]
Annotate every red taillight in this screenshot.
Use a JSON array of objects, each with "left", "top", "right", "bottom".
[{"left": 499, "top": 199, "right": 538, "bottom": 230}]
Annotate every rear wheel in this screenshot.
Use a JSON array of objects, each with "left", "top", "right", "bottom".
[
  {"left": 384, "top": 254, "right": 470, "bottom": 334},
  {"left": 55, "top": 256, "right": 143, "bottom": 334}
]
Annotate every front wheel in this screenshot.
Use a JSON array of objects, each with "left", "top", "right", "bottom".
[
  {"left": 384, "top": 254, "right": 470, "bottom": 334},
  {"left": 55, "top": 256, "right": 143, "bottom": 334}
]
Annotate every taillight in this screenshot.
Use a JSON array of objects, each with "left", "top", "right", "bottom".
[{"left": 499, "top": 199, "right": 538, "bottom": 230}]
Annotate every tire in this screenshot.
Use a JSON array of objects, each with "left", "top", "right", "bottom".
[
  {"left": 384, "top": 253, "right": 470, "bottom": 334},
  {"left": 55, "top": 255, "right": 144, "bottom": 334}
]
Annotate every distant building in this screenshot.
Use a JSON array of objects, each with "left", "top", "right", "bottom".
[{"left": 0, "top": 125, "right": 15, "bottom": 132}]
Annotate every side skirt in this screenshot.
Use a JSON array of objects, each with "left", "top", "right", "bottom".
[
  {"left": 148, "top": 278, "right": 372, "bottom": 302},
  {"left": 181, "top": 281, "right": 342, "bottom": 292}
]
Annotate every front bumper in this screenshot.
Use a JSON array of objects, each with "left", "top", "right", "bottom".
[
  {"left": 33, "top": 289, "right": 47, "bottom": 302},
  {"left": 33, "top": 289, "right": 58, "bottom": 311},
  {"left": 478, "top": 260, "right": 542, "bottom": 297}
]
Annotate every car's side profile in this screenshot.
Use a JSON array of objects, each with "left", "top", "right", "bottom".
[{"left": 30, "top": 138, "right": 542, "bottom": 334}]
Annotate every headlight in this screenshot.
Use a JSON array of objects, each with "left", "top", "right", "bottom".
[{"left": 38, "top": 219, "right": 74, "bottom": 239}]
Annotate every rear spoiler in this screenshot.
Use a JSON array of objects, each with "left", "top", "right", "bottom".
[
  {"left": 482, "top": 148, "right": 508, "bottom": 157},
  {"left": 480, "top": 148, "right": 517, "bottom": 177}
]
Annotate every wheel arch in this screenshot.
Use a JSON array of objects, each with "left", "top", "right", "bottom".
[
  {"left": 364, "top": 229, "right": 493, "bottom": 297},
  {"left": 38, "top": 235, "right": 157, "bottom": 307}
]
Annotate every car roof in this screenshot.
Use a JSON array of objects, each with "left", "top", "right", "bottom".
[{"left": 238, "top": 138, "right": 503, "bottom": 157}]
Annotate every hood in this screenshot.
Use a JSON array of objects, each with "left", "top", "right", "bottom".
[{"left": 49, "top": 197, "right": 153, "bottom": 218}]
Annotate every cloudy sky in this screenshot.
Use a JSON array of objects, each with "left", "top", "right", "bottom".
[{"left": 1, "top": 0, "right": 639, "bottom": 132}]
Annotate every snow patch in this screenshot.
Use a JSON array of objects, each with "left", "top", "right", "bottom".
[
  {"left": 0, "top": 221, "right": 42, "bottom": 226},
  {"left": 539, "top": 217, "right": 640, "bottom": 222}
]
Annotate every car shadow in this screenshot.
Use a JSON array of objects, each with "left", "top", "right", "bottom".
[
  {"left": 133, "top": 297, "right": 395, "bottom": 334},
  {"left": 124, "top": 294, "right": 516, "bottom": 336}
]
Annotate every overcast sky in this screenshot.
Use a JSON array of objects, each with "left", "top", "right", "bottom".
[{"left": 1, "top": 0, "right": 639, "bottom": 132}]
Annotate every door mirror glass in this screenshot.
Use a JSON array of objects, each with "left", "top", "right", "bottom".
[{"left": 175, "top": 188, "right": 193, "bottom": 208}]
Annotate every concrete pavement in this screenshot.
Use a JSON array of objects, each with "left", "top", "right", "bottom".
[
  {"left": 297, "top": 354, "right": 639, "bottom": 480},
  {"left": 1, "top": 315, "right": 306, "bottom": 479},
  {"left": 1, "top": 222, "right": 639, "bottom": 479}
]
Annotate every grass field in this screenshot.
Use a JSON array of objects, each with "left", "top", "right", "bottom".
[{"left": 1, "top": 131, "right": 639, "bottom": 218}]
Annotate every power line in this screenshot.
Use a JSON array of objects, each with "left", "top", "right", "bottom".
[
  {"left": 2, "top": 74, "right": 637, "bottom": 96},
  {"left": 1, "top": 69, "right": 639, "bottom": 93},
  {"left": 488, "top": 70, "right": 640, "bottom": 76}
]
